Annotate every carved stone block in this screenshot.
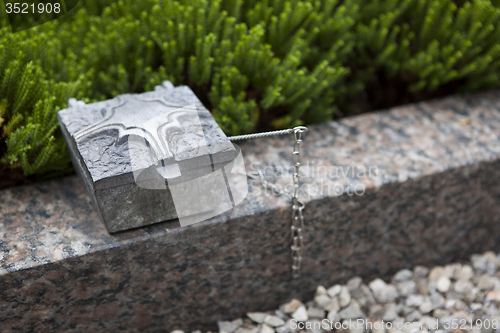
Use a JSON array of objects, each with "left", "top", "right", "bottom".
[{"left": 57, "top": 81, "right": 239, "bottom": 233}]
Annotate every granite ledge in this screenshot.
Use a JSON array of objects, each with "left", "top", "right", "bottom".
[
  {"left": 3, "top": 90, "right": 500, "bottom": 276},
  {"left": 1, "top": 90, "right": 500, "bottom": 331}
]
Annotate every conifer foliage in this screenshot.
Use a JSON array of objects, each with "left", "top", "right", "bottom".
[{"left": 1, "top": 0, "right": 500, "bottom": 179}]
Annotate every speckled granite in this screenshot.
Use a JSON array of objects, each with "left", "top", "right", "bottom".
[{"left": 2, "top": 90, "right": 500, "bottom": 332}]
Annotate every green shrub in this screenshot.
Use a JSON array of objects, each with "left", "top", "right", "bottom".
[
  {"left": 0, "top": 61, "right": 78, "bottom": 176},
  {"left": 1, "top": 0, "right": 500, "bottom": 179}
]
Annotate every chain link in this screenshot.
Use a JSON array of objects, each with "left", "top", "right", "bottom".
[
  {"left": 236, "top": 126, "right": 308, "bottom": 278},
  {"left": 291, "top": 126, "right": 307, "bottom": 278}
]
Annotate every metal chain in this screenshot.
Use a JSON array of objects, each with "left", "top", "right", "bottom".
[
  {"left": 291, "top": 126, "right": 307, "bottom": 278},
  {"left": 228, "top": 126, "right": 308, "bottom": 278}
]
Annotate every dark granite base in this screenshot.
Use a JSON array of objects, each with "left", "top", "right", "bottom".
[{"left": 2, "top": 90, "right": 500, "bottom": 332}]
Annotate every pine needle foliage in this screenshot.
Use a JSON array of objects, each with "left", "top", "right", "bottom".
[{"left": 1, "top": 0, "right": 500, "bottom": 179}]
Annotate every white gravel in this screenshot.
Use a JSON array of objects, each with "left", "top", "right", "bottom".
[{"left": 176, "top": 251, "right": 500, "bottom": 333}]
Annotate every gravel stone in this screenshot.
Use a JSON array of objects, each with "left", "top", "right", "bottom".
[
  {"left": 436, "top": 277, "right": 451, "bottom": 293},
  {"left": 327, "top": 310, "right": 340, "bottom": 323},
  {"left": 274, "top": 310, "right": 287, "bottom": 321},
  {"left": 414, "top": 266, "right": 430, "bottom": 280},
  {"left": 327, "top": 285, "right": 342, "bottom": 298},
  {"left": 430, "top": 293, "right": 445, "bottom": 309},
  {"left": 452, "top": 310, "right": 473, "bottom": 321},
  {"left": 419, "top": 316, "right": 438, "bottom": 330},
  {"left": 247, "top": 313, "right": 267, "bottom": 324},
  {"left": 405, "top": 310, "right": 421, "bottom": 322},
  {"left": 194, "top": 252, "right": 500, "bottom": 333},
  {"left": 481, "top": 326, "right": 494, "bottom": 333},
  {"left": 477, "top": 274, "right": 494, "bottom": 290},
  {"left": 349, "top": 324, "right": 365, "bottom": 333},
  {"left": 484, "top": 251, "right": 500, "bottom": 266},
  {"left": 484, "top": 304, "right": 499, "bottom": 317},
  {"left": 397, "top": 280, "right": 417, "bottom": 297},
  {"left": 275, "top": 320, "right": 293, "bottom": 333},
  {"left": 369, "top": 279, "right": 399, "bottom": 303},
  {"left": 235, "top": 327, "right": 259, "bottom": 333},
  {"left": 427, "top": 280, "right": 438, "bottom": 295},
  {"left": 314, "top": 295, "right": 331, "bottom": 309},
  {"left": 339, "top": 286, "right": 352, "bottom": 308},
  {"left": 218, "top": 320, "right": 242, "bottom": 333},
  {"left": 406, "top": 294, "right": 424, "bottom": 307},
  {"left": 383, "top": 308, "right": 398, "bottom": 322},
  {"left": 429, "top": 267, "right": 446, "bottom": 281},
  {"left": 386, "top": 325, "right": 401, "bottom": 333},
  {"left": 369, "top": 304, "right": 385, "bottom": 319},
  {"left": 371, "top": 322, "right": 387, "bottom": 333},
  {"left": 432, "top": 309, "right": 450, "bottom": 319},
  {"left": 347, "top": 277, "right": 363, "bottom": 291},
  {"left": 321, "top": 320, "right": 332, "bottom": 332},
  {"left": 444, "top": 263, "right": 462, "bottom": 280},
  {"left": 260, "top": 324, "right": 275, "bottom": 333},
  {"left": 316, "top": 285, "right": 327, "bottom": 296},
  {"left": 466, "top": 287, "right": 481, "bottom": 303},
  {"left": 454, "top": 299, "right": 468, "bottom": 311},
  {"left": 306, "top": 319, "right": 323, "bottom": 333},
  {"left": 454, "top": 280, "right": 474, "bottom": 294},
  {"left": 471, "top": 254, "right": 489, "bottom": 272},
  {"left": 401, "top": 305, "right": 415, "bottom": 317},
  {"left": 492, "top": 277, "right": 500, "bottom": 290},
  {"left": 389, "top": 318, "right": 404, "bottom": 333},
  {"left": 382, "top": 304, "right": 399, "bottom": 322},
  {"left": 445, "top": 290, "right": 462, "bottom": 301},
  {"left": 351, "top": 284, "right": 377, "bottom": 307},
  {"left": 393, "top": 269, "right": 414, "bottom": 282},
  {"left": 458, "top": 265, "right": 474, "bottom": 281},
  {"left": 402, "top": 322, "right": 421, "bottom": 333},
  {"left": 324, "top": 297, "right": 340, "bottom": 312},
  {"left": 306, "top": 307, "right": 325, "bottom": 319},
  {"left": 292, "top": 305, "right": 308, "bottom": 322},
  {"left": 360, "top": 285, "right": 377, "bottom": 306},
  {"left": 264, "top": 316, "right": 285, "bottom": 328},
  {"left": 444, "top": 298, "right": 456, "bottom": 310},
  {"left": 339, "top": 302, "right": 364, "bottom": 319},
  {"left": 417, "top": 280, "right": 429, "bottom": 296},
  {"left": 486, "top": 290, "right": 500, "bottom": 302},
  {"left": 281, "top": 299, "right": 302, "bottom": 314},
  {"left": 419, "top": 301, "right": 433, "bottom": 314},
  {"left": 233, "top": 319, "right": 244, "bottom": 327}
]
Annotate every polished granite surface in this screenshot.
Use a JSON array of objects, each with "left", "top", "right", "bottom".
[{"left": 2, "top": 90, "right": 500, "bottom": 331}]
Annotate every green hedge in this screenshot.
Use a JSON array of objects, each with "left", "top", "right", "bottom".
[{"left": 1, "top": 0, "right": 500, "bottom": 179}]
